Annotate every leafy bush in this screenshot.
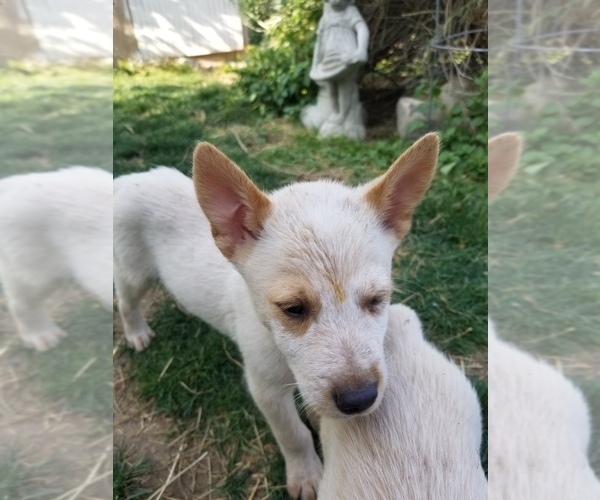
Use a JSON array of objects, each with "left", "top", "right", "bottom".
[
  {"left": 238, "top": 0, "right": 279, "bottom": 45},
  {"left": 236, "top": 0, "right": 321, "bottom": 117},
  {"left": 519, "top": 69, "right": 600, "bottom": 181},
  {"left": 438, "top": 71, "right": 487, "bottom": 181},
  {"left": 237, "top": 0, "right": 487, "bottom": 121}
]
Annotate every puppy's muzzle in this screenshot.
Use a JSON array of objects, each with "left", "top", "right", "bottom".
[{"left": 334, "top": 381, "right": 378, "bottom": 415}]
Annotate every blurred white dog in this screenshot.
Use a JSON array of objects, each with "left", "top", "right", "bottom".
[
  {"left": 488, "top": 133, "right": 600, "bottom": 499},
  {"left": 0, "top": 167, "right": 112, "bottom": 351}
]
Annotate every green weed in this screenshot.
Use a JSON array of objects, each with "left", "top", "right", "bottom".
[
  {"left": 0, "top": 449, "right": 61, "bottom": 499},
  {"left": 113, "top": 448, "right": 154, "bottom": 500}
]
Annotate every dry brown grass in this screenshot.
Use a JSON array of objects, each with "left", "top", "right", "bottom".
[
  {"left": 0, "top": 292, "right": 111, "bottom": 499},
  {"left": 226, "top": 122, "right": 352, "bottom": 182},
  {"left": 112, "top": 289, "right": 281, "bottom": 499}
]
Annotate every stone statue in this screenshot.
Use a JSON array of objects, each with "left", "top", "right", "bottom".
[{"left": 301, "top": 0, "right": 369, "bottom": 140}]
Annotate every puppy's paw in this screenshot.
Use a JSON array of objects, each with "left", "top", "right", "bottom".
[
  {"left": 287, "top": 454, "right": 323, "bottom": 500},
  {"left": 125, "top": 325, "right": 155, "bottom": 351},
  {"left": 22, "top": 325, "right": 68, "bottom": 352}
]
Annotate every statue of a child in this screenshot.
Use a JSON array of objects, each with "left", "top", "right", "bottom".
[{"left": 301, "top": 0, "right": 369, "bottom": 140}]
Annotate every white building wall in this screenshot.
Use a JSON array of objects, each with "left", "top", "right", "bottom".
[
  {"left": 21, "top": 0, "right": 112, "bottom": 61},
  {"left": 3, "top": 0, "right": 244, "bottom": 63},
  {"left": 126, "top": 0, "right": 245, "bottom": 60}
]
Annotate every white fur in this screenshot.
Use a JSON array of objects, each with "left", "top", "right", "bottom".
[
  {"left": 319, "top": 303, "right": 487, "bottom": 499},
  {"left": 113, "top": 135, "right": 438, "bottom": 499},
  {"left": 113, "top": 167, "right": 242, "bottom": 344},
  {"left": 0, "top": 167, "right": 112, "bottom": 351},
  {"left": 488, "top": 322, "right": 600, "bottom": 499}
]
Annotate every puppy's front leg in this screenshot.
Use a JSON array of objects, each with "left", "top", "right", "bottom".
[{"left": 246, "top": 368, "right": 323, "bottom": 500}]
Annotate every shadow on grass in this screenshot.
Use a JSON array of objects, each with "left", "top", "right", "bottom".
[{"left": 489, "top": 176, "right": 600, "bottom": 356}]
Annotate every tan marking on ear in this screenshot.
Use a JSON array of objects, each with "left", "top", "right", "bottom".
[
  {"left": 192, "top": 142, "right": 272, "bottom": 261},
  {"left": 488, "top": 133, "right": 522, "bottom": 202},
  {"left": 364, "top": 133, "right": 439, "bottom": 239},
  {"left": 268, "top": 275, "right": 322, "bottom": 337}
]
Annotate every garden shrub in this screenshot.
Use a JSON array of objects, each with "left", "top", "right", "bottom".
[
  {"left": 415, "top": 71, "right": 488, "bottom": 182},
  {"left": 236, "top": 0, "right": 322, "bottom": 117}
]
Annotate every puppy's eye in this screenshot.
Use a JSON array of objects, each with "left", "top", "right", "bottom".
[
  {"left": 369, "top": 297, "right": 381, "bottom": 308},
  {"left": 280, "top": 304, "right": 307, "bottom": 319},
  {"left": 365, "top": 296, "right": 385, "bottom": 313}
]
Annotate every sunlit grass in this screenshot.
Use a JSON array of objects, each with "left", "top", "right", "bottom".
[{"left": 0, "top": 63, "right": 112, "bottom": 177}]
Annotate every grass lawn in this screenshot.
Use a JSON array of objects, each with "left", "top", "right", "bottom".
[
  {"left": 15, "top": 301, "right": 113, "bottom": 422},
  {"left": 0, "top": 63, "right": 113, "bottom": 176},
  {"left": 113, "top": 62, "right": 488, "bottom": 497}
]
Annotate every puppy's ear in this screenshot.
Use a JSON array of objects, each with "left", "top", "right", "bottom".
[
  {"left": 193, "top": 142, "right": 271, "bottom": 260},
  {"left": 363, "top": 133, "right": 439, "bottom": 239},
  {"left": 488, "top": 133, "right": 522, "bottom": 202}
]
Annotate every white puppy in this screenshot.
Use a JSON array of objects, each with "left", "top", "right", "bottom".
[
  {"left": 0, "top": 167, "right": 112, "bottom": 351},
  {"left": 113, "top": 135, "right": 439, "bottom": 499},
  {"left": 318, "top": 303, "right": 487, "bottom": 499}
]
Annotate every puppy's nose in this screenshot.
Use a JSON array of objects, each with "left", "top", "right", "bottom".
[{"left": 334, "top": 382, "right": 378, "bottom": 415}]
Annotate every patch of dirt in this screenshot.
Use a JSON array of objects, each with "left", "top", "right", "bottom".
[
  {"left": 113, "top": 348, "right": 219, "bottom": 498},
  {"left": 113, "top": 287, "right": 276, "bottom": 499},
  {"left": 113, "top": 288, "right": 227, "bottom": 499},
  {"left": 0, "top": 290, "right": 111, "bottom": 499}
]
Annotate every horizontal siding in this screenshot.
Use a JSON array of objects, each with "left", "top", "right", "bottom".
[
  {"left": 24, "top": 0, "right": 112, "bottom": 60},
  {"left": 5, "top": 0, "right": 243, "bottom": 62},
  {"left": 127, "top": 0, "right": 244, "bottom": 59}
]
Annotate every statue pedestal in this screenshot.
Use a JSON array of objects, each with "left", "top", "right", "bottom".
[{"left": 301, "top": 83, "right": 366, "bottom": 140}]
